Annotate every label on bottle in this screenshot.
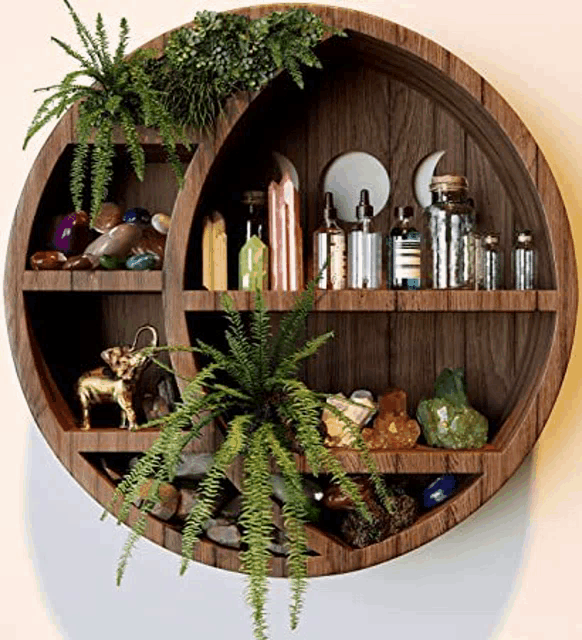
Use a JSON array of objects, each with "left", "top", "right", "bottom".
[
  {"left": 390, "top": 232, "right": 421, "bottom": 289},
  {"left": 328, "top": 235, "right": 346, "bottom": 289}
]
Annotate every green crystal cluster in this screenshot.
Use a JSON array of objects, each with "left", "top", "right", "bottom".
[{"left": 417, "top": 368, "right": 488, "bottom": 449}]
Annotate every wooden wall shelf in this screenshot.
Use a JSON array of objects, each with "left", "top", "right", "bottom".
[{"left": 6, "top": 4, "right": 576, "bottom": 578}]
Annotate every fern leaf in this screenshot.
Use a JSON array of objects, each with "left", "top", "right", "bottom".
[
  {"left": 239, "top": 425, "right": 273, "bottom": 640},
  {"left": 180, "top": 414, "right": 248, "bottom": 574},
  {"left": 114, "top": 17, "right": 130, "bottom": 64}
]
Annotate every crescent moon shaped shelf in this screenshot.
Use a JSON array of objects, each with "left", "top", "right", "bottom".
[{"left": 6, "top": 4, "right": 576, "bottom": 578}]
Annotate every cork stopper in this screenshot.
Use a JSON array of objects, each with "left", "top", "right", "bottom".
[{"left": 429, "top": 175, "right": 469, "bottom": 191}]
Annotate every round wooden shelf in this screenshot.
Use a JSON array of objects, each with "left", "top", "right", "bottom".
[{"left": 5, "top": 4, "right": 577, "bottom": 578}]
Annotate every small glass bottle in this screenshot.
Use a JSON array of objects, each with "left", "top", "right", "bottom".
[
  {"left": 238, "top": 191, "right": 269, "bottom": 291},
  {"left": 422, "top": 175, "right": 476, "bottom": 289},
  {"left": 512, "top": 229, "right": 536, "bottom": 290},
  {"left": 387, "top": 206, "right": 421, "bottom": 290},
  {"left": 348, "top": 189, "right": 382, "bottom": 289},
  {"left": 480, "top": 232, "right": 503, "bottom": 290},
  {"left": 314, "top": 192, "right": 346, "bottom": 289}
]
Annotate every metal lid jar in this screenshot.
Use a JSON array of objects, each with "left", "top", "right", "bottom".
[{"left": 422, "top": 175, "right": 476, "bottom": 289}]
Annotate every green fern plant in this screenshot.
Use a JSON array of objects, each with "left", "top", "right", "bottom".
[
  {"left": 23, "top": 0, "right": 188, "bottom": 225},
  {"left": 103, "top": 280, "right": 394, "bottom": 640},
  {"left": 148, "top": 9, "right": 345, "bottom": 130}
]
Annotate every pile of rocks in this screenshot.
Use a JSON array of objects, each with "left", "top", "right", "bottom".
[{"left": 29, "top": 203, "right": 171, "bottom": 271}]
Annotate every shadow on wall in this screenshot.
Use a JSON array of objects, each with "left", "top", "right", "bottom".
[{"left": 25, "top": 424, "right": 533, "bottom": 640}]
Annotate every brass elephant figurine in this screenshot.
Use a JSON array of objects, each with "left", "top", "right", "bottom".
[{"left": 76, "top": 325, "right": 159, "bottom": 431}]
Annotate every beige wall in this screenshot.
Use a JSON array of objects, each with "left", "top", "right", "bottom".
[{"left": 1, "top": 1, "right": 581, "bottom": 638}]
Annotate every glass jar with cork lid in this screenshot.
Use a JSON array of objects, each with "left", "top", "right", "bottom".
[{"left": 422, "top": 175, "right": 477, "bottom": 289}]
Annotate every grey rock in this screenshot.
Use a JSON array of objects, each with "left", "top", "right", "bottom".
[
  {"left": 269, "top": 528, "right": 290, "bottom": 556},
  {"left": 205, "top": 518, "right": 242, "bottom": 549},
  {"left": 175, "top": 453, "right": 214, "bottom": 480},
  {"left": 176, "top": 488, "right": 200, "bottom": 520},
  {"left": 220, "top": 495, "right": 242, "bottom": 521},
  {"left": 84, "top": 223, "right": 142, "bottom": 260}
]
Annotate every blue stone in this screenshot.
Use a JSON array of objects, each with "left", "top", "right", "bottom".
[
  {"left": 126, "top": 253, "right": 158, "bottom": 271},
  {"left": 123, "top": 207, "right": 151, "bottom": 225},
  {"left": 422, "top": 475, "right": 457, "bottom": 508}
]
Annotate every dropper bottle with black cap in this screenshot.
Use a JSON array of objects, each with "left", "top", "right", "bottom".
[
  {"left": 314, "top": 191, "right": 346, "bottom": 289},
  {"left": 348, "top": 189, "right": 382, "bottom": 288}
]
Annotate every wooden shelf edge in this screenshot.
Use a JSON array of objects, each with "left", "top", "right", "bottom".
[
  {"left": 295, "top": 445, "right": 497, "bottom": 474},
  {"left": 70, "top": 427, "right": 162, "bottom": 451},
  {"left": 181, "top": 289, "right": 558, "bottom": 312},
  {"left": 22, "top": 270, "right": 163, "bottom": 292}
]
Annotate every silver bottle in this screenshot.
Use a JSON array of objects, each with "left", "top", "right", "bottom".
[
  {"left": 512, "top": 229, "right": 536, "bottom": 290},
  {"left": 480, "top": 232, "right": 503, "bottom": 290},
  {"left": 348, "top": 189, "right": 382, "bottom": 289}
]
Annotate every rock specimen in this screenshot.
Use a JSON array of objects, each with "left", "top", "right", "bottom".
[
  {"left": 152, "top": 212, "right": 170, "bottom": 235},
  {"left": 62, "top": 254, "right": 94, "bottom": 270},
  {"left": 29, "top": 250, "right": 67, "bottom": 270},
  {"left": 84, "top": 223, "right": 142, "bottom": 261},
  {"left": 339, "top": 493, "right": 418, "bottom": 548},
  {"left": 205, "top": 518, "right": 242, "bottom": 549},
  {"left": 322, "top": 391, "right": 377, "bottom": 447},
  {"left": 363, "top": 414, "right": 421, "bottom": 449},
  {"left": 136, "top": 479, "right": 180, "bottom": 521},
  {"left": 322, "top": 477, "right": 375, "bottom": 510},
  {"left": 52, "top": 211, "right": 90, "bottom": 255},
  {"left": 174, "top": 453, "right": 214, "bottom": 480},
  {"left": 93, "top": 202, "right": 123, "bottom": 233},
  {"left": 123, "top": 207, "right": 151, "bottom": 225},
  {"left": 353, "top": 387, "right": 421, "bottom": 449},
  {"left": 126, "top": 253, "right": 158, "bottom": 270},
  {"left": 99, "top": 254, "right": 124, "bottom": 270},
  {"left": 130, "top": 227, "right": 165, "bottom": 264},
  {"left": 176, "top": 488, "right": 200, "bottom": 520},
  {"left": 378, "top": 388, "right": 407, "bottom": 415},
  {"left": 417, "top": 368, "right": 488, "bottom": 449},
  {"left": 220, "top": 495, "right": 242, "bottom": 521},
  {"left": 422, "top": 475, "right": 457, "bottom": 508}
]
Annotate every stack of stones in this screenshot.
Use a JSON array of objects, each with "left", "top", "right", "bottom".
[{"left": 29, "top": 203, "right": 171, "bottom": 271}]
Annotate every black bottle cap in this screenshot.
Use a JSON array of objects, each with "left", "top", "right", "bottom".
[
  {"left": 323, "top": 192, "right": 337, "bottom": 218},
  {"left": 356, "top": 189, "right": 374, "bottom": 219},
  {"left": 395, "top": 206, "right": 414, "bottom": 219}
]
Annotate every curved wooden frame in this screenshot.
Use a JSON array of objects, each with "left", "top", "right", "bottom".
[{"left": 5, "top": 4, "right": 577, "bottom": 577}]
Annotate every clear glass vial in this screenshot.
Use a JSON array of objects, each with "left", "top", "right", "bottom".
[
  {"left": 480, "top": 232, "right": 503, "bottom": 290},
  {"left": 422, "top": 175, "right": 476, "bottom": 289},
  {"left": 348, "top": 189, "right": 382, "bottom": 289},
  {"left": 387, "top": 206, "right": 421, "bottom": 290},
  {"left": 512, "top": 229, "right": 536, "bottom": 290},
  {"left": 314, "top": 192, "right": 346, "bottom": 289}
]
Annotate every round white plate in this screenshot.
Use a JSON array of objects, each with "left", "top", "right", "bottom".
[{"left": 322, "top": 151, "right": 390, "bottom": 222}]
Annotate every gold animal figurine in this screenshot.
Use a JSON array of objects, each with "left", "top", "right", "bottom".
[{"left": 76, "top": 325, "right": 159, "bottom": 431}]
